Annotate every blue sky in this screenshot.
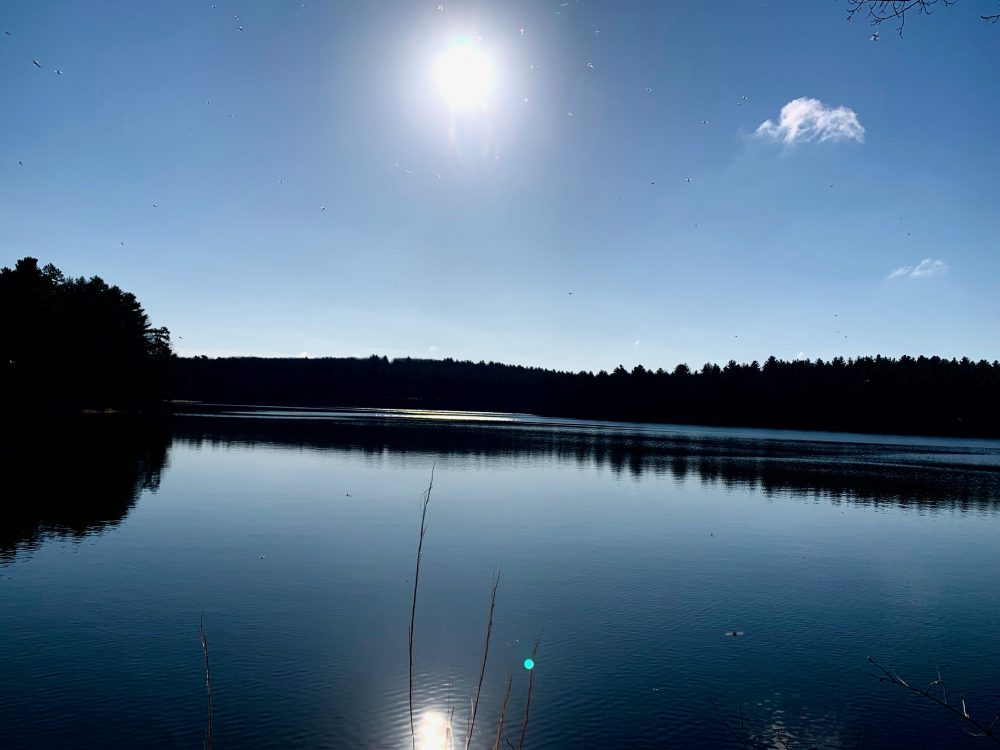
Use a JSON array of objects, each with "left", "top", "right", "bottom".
[{"left": 2, "top": 1, "right": 998, "bottom": 372}]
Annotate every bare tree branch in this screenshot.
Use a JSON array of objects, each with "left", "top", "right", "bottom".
[
  {"left": 846, "top": 0, "right": 957, "bottom": 35},
  {"left": 867, "top": 657, "right": 1000, "bottom": 744}
]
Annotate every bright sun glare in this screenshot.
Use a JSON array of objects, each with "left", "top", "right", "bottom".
[
  {"left": 416, "top": 710, "right": 453, "bottom": 750},
  {"left": 434, "top": 38, "right": 493, "bottom": 109}
]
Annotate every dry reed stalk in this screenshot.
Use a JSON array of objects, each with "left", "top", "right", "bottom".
[
  {"left": 409, "top": 466, "right": 435, "bottom": 750},
  {"left": 709, "top": 698, "right": 750, "bottom": 750},
  {"left": 517, "top": 639, "right": 540, "bottom": 750},
  {"left": 491, "top": 671, "right": 513, "bottom": 750},
  {"left": 199, "top": 615, "right": 213, "bottom": 750},
  {"left": 465, "top": 571, "right": 500, "bottom": 750}
]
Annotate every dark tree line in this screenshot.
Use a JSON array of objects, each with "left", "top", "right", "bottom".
[
  {"left": 0, "top": 257, "right": 173, "bottom": 411},
  {"left": 4, "top": 253, "right": 996, "bottom": 436},
  {"left": 174, "top": 353, "right": 1000, "bottom": 437}
]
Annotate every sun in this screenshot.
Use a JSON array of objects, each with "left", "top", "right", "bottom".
[{"left": 434, "top": 37, "right": 493, "bottom": 109}]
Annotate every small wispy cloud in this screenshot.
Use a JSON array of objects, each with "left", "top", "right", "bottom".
[
  {"left": 298, "top": 351, "right": 311, "bottom": 358},
  {"left": 428, "top": 345, "right": 437, "bottom": 352},
  {"left": 887, "top": 258, "right": 949, "bottom": 280},
  {"left": 633, "top": 339, "right": 640, "bottom": 346},
  {"left": 756, "top": 97, "right": 865, "bottom": 144}
]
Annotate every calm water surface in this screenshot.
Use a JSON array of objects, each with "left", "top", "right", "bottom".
[{"left": 3, "top": 408, "right": 1000, "bottom": 749}]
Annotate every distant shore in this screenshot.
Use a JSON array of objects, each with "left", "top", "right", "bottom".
[{"left": 170, "top": 354, "right": 1000, "bottom": 439}]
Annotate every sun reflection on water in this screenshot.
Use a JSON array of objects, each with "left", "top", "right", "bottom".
[{"left": 416, "top": 710, "right": 454, "bottom": 750}]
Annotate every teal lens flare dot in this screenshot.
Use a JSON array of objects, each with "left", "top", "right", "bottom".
[{"left": 523, "top": 658, "right": 535, "bottom": 670}]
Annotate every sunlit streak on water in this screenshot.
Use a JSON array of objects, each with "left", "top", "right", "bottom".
[{"left": 416, "top": 710, "right": 454, "bottom": 750}]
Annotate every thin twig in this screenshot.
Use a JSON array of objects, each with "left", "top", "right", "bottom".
[
  {"left": 409, "top": 466, "right": 435, "bottom": 750},
  {"left": 466, "top": 571, "right": 500, "bottom": 750},
  {"left": 199, "top": 614, "right": 213, "bottom": 750},
  {"left": 517, "top": 639, "right": 541, "bottom": 750},
  {"left": 492, "top": 671, "right": 513, "bottom": 750},
  {"left": 867, "top": 657, "right": 1000, "bottom": 744},
  {"left": 845, "top": 0, "right": 957, "bottom": 35},
  {"left": 710, "top": 697, "right": 751, "bottom": 750}
]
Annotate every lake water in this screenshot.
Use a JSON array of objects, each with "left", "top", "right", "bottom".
[{"left": 3, "top": 408, "right": 1000, "bottom": 749}]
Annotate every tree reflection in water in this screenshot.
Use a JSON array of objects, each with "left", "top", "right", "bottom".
[{"left": 0, "top": 415, "right": 171, "bottom": 561}]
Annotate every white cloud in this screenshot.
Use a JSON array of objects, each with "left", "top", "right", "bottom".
[
  {"left": 298, "top": 351, "right": 311, "bottom": 358},
  {"left": 428, "top": 345, "right": 437, "bottom": 352},
  {"left": 755, "top": 97, "right": 865, "bottom": 144},
  {"left": 796, "top": 352, "right": 807, "bottom": 361},
  {"left": 887, "top": 258, "right": 949, "bottom": 280},
  {"left": 633, "top": 339, "right": 640, "bottom": 346}
]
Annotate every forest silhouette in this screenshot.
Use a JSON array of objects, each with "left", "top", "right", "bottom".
[
  {"left": 4, "top": 256, "right": 998, "bottom": 437},
  {"left": 175, "top": 352, "right": 1000, "bottom": 438},
  {"left": 0, "top": 257, "right": 173, "bottom": 411}
]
